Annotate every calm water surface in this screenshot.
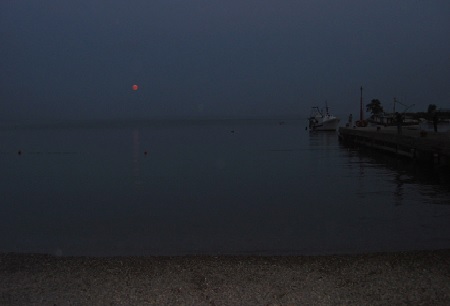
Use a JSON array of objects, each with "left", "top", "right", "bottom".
[{"left": 1, "top": 119, "right": 450, "bottom": 256}]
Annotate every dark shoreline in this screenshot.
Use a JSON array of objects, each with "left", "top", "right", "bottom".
[{"left": 2, "top": 249, "right": 450, "bottom": 305}]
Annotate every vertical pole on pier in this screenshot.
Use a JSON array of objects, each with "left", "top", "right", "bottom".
[{"left": 360, "top": 86, "right": 364, "bottom": 122}]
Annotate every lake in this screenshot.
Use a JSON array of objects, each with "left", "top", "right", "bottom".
[{"left": 1, "top": 118, "right": 450, "bottom": 256}]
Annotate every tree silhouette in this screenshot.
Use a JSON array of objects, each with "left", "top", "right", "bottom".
[{"left": 366, "top": 99, "right": 384, "bottom": 115}]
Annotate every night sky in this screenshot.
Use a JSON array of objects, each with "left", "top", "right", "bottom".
[{"left": 1, "top": 0, "right": 449, "bottom": 121}]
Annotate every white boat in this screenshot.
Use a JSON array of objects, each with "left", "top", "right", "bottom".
[{"left": 308, "top": 105, "right": 340, "bottom": 131}]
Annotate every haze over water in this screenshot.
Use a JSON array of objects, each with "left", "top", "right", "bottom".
[{"left": 1, "top": 118, "right": 450, "bottom": 256}]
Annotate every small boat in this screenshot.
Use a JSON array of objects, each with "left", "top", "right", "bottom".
[{"left": 308, "top": 104, "right": 340, "bottom": 131}]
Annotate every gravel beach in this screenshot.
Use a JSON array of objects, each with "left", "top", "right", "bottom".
[{"left": 1, "top": 249, "right": 450, "bottom": 305}]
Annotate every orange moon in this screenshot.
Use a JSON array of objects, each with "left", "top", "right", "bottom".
[{"left": 132, "top": 84, "right": 138, "bottom": 91}]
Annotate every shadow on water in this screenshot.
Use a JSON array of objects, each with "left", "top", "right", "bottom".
[{"left": 339, "top": 140, "right": 450, "bottom": 205}]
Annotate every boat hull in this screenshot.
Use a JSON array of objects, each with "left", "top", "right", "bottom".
[{"left": 310, "top": 118, "right": 340, "bottom": 131}]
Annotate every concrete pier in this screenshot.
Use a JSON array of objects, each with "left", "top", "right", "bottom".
[{"left": 338, "top": 125, "right": 450, "bottom": 167}]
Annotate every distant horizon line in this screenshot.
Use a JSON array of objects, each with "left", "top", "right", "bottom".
[
  {"left": 0, "top": 115, "right": 309, "bottom": 130},
  {"left": 2, "top": 114, "right": 305, "bottom": 122}
]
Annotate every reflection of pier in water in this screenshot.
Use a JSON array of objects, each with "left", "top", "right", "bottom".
[{"left": 341, "top": 138, "right": 450, "bottom": 207}]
